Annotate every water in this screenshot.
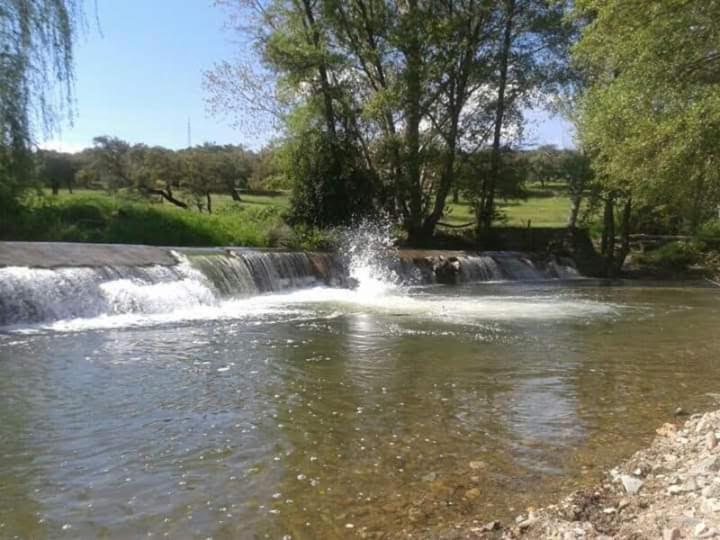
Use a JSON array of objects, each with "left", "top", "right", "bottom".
[{"left": 1, "top": 237, "right": 720, "bottom": 538}]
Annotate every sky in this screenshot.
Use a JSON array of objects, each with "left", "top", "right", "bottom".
[{"left": 42, "top": 0, "right": 576, "bottom": 153}]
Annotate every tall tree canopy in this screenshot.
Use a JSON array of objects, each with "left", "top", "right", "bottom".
[
  {"left": 574, "top": 0, "right": 720, "bottom": 232},
  {"left": 207, "top": 0, "right": 575, "bottom": 242},
  {"left": 0, "top": 0, "right": 82, "bottom": 205}
]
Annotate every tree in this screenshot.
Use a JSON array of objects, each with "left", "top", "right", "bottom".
[
  {"left": 208, "top": 0, "right": 575, "bottom": 242},
  {"left": 527, "top": 144, "right": 562, "bottom": 187},
  {"left": 0, "top": 0, "right": 82, "bottom": 206},
  {"left": 475, "top": 0, "right": 576, "bottom": 235},
  {"left": 132, "top": 145, "right": 188, "bottom": 209},
  {"left": 87, "top": 136, "right": 134, "bottom": 191},
  {"left": 37, "top": 150, "right": 78, "bottom": 194},
  {"left": 574, "top": 0, "right": 720, "bottom": 234}
]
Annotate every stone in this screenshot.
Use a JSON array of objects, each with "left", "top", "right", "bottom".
[
  {"left": 675, "top": 407, "right": 686, "bottom": 416},
  {"left": 681, "top": 477, "right": 699, "bottom": 492},
  {"left": 662, "top": 528, "right": 681, "bottom": 540},
  {"left": 464, "top": 488, "right": 481, "bottom": 501},
  {"left": 469, "top": 461, "right": 487, "bottom": 470},
  {"left": 657, "top": 423, "right": 678, "bottom": 437},
  {"left": 421, "top": 472, "right": 437, "bottom": 482},
  {"left": 706, "top": 431, "right": 717, "bottom": 450},
  {"left": 479, "top": 520, "right": 500, "bottom": 532},
  {"left": 668, "top": 485, "right": 683, "bottom": 495},
  {"left": 694, "top": 522, "right": 707, "bottom": 536},
  {"left": 700, "top": 497, "right": 720, "bottom": 513},
  {"left": 620, "top": 474, "right": 644, "bottom": 495}
]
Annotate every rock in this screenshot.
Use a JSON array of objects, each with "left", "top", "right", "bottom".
[
  {"left": 675, "top": 407, "right": 687, "bottom": 416},
  {"left": 518, "top": 516, "right": 538, "bottom": 530},
  {"left": 663, "top": 527, "right": 681, "bottom": 540},
  {"left": 464, "top": 488, "right": 481, "bottom": 501},
  {"left": 668, "top": 485, "right": 683, "bottom": 495},
  {"left": 434, "top": 258, "right": 462, "bottom": 285},
  {"left": 620, "top": 474, "right": 644, "bottom": 495},
  {"left": 421, "top": 472, "right": 437, "bottom": 482},
  {"left": 618, "top": 498, "right": 631, "bottom": 511},
  {"left": 706, "top": 432, "right": 718, "bottom": 450},
  {"left": 657, "top": 423, "right": 678, "bottom": 437},
  {"left": 478, "top": 520, "right": 500, "bottom": 532},
  {"left": 468, "top": 460, "right": 487, "bottom": 470},
  {"left": 681, "top": 477, "right": 699, "bottom": 492},
  {"left": 700, "top": 497, "right": 720, "bottom": 513},
  {"left": 694, "top": 522, "right": 707, "bottom": 536}
]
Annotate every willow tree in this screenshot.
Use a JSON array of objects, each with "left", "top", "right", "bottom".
[
  {"left": 0, "top": 0, "right": 82, "bottom": 208},
  {"left": 574, "top": 0, "right": 720, "bottom": 235}
]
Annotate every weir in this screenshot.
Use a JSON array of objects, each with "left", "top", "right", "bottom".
[{"left": 0, "top": 242, "right": 580, "bottom": 326}]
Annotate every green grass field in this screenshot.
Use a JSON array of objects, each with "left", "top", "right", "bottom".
[
  {"left": 444, "top": 182, "right": 572, "bottom": 229},
  {"left": 3, "top": 182, "right": 575, "bottom": 247}
]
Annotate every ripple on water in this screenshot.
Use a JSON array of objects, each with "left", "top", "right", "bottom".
[{"left": 0, "top": 284, "right": 719, "bottom": 538}]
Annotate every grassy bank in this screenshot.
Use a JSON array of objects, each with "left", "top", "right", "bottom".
[
  {"left": 1, "top": 185, "right": 576, "bottom": 249},
  {"left": 1, "top": 190, "right": 297, "bottom": 248}
]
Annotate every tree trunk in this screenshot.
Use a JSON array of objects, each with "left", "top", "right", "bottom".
[
  {"left": 403, "top": 0, "right": 424, "bottom": 244},
  {"left": 206, "top": 192, "right": 212, "bottom": 214},
  {"left": 300, "top": 0, "right": 337, "bottom": 139},
  {"left": 601, "top": 193, "right": 616, "bottom": 275},
  {"left": 615, "top": 197, "right": 632, "bottom": 274},
  {"left": 145, "top": 187, "right": 188, "bottom": 209},
  {"left": 479, "top": 0, "right": 515, "bottom": 234},
  {"left": 568, "top": 193, "right": 582, "bottom": 231}
]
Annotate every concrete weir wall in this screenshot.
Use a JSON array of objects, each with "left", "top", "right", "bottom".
[{"left": 0, "top": 242, "right": 181, "bottom": 268}]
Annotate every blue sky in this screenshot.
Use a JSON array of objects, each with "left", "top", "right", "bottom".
[{"left": 42, "top": 0, "right": 575, "bottom": 153}]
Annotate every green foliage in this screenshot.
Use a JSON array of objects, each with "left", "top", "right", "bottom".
[
  {"left": 1, "top": 191, "right": 289, "bottom": 248},
  {"left": 0, "top": 0, "right": 81, "bottom": 207},
  {"left": 636, "top": 241, "right": 704, "bottom": 271},
  {"left": 208, "top": 0, "right": 577, "bottom": 242},
  {"left": 286, "top": 129, "right": 375, "bottom": 228},
  {"left": 574, "top": 0, "right": 720, "bottom": 232},
  {"left": 697, "top": 220, "right": 720, "bottom": 249}
]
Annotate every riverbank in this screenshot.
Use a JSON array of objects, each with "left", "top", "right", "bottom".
[{"left": 474, "top": 409, "right": 720, "bottom": 539}]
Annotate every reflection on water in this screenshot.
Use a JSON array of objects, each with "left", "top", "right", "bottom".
[{"left": 1, "top": 282, "right": 719, "bottom": 538}]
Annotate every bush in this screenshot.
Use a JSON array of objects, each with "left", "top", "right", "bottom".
[
  {"left": 637, "top": 240, "right": 703, "bottom": 271},
  {"left": 697, "top": 219, "right": 720, "bottom": 249}
]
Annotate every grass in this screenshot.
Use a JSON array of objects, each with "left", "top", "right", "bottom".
[
  {"left": 2, "top": 182, "right": 577, "bottom": 247},
  {"left": 2, "top": 189, "right": 299, "bottom": 248},
  {"left": 443, "top": 182, "right": 572, "bottom": 229}
]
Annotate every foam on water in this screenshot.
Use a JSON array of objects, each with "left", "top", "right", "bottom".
[
  {"left": 0, "top": 225, "right": 606, "bottom": 333},
  {"left": 10, "top": 285, "right": 618, "bottom": 334}
]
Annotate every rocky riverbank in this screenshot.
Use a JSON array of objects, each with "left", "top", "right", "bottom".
[{"left": 482, "top": 410, "right": 720, "bottom": 539}]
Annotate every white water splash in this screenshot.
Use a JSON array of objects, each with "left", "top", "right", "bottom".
[{"left": 338, "top": 220, "right": 401, "bottom": 296}]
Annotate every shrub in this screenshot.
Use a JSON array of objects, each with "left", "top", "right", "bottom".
[
  {"left": 697, "top": 219, "right": 720, "bottom": 249},
  {"left": 637, "top": 240, "right": 703, "bottom": 271}
]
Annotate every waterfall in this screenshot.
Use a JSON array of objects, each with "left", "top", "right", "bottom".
[
  {"left": 0, "top": 261, "right": 215, "bottom": 326},
  {"left": 0, "top": 250, "right": 344, "bottom": 326},
  {"left": 188, "top": 250, "right": 342, "bottom": 296},
  {"left": 0, "top": 242, "right": 582, "bottom": 327}
]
